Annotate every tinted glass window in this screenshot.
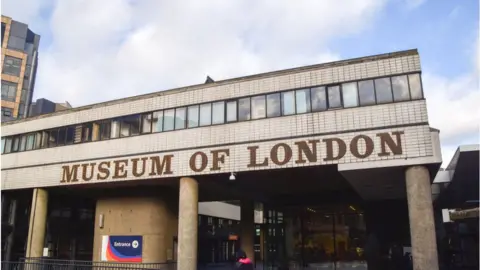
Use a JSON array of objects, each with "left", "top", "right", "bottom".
[
  {"left": 327, "top": 85, "right": 342, "bottom": 108},
  {"left": 188, "top": 105, "right": 199, "bottom": 128},
  {"left": 7, "top": 36, "right": 25, "bottom": 51},
  {"left": 342, "top": 82, "right": 359, "bottom": 108},
  {"left": 40, "top": 131, "right": 48, "bottom": 148},
  {"left": 266, "top": 93, "right": 281, "bottom": 118},
  {"left": 19, "top": 135, "right": 27, "bottom": 151},
  {"left": 392, "top": 75, "right": 410, "bottom": 101},
  {"left": 141, "top": 113, "right": 152, "bottom": 134},
  {"left": 82, "top": 123, "right": 93, "bottom": 141},
  {"left": 111, "top": 119, "right": 120, "bottom": 138},
  {"left": 12, "top": 137, "right": 20, "bottom": 152},
  {"left": 374, "top": 78, "right": 393, "bottom": 104},
  {"left": 48, "top": 130, "right": 58, "bottom": 147},
  {"left": 226, "top": 101, "right": 237, "bottom": 122},
  {"left": 163, "top": 109, "right": 175, "bottom": 131},
  {"left": 34, "top": 132, "right": 42, "bottom": 149},
  {"left": 26, "top": 134, "right": 35, "bottom": 150},
  {"left": 152, "top": 111, "right": 163, "bottom": 132},
  {"left": 66, "top": 126, "right": 75, "bottom": 144},
  {"left": 238, "top": 98, "right": 250, "bottom": 121},
  {"left": 57, "top": 128, "right": 66, "bottom": 145},
  {"left": 175, "top": 107, "right": 186, "bottom": 130},
  {"left": 1, "top": 81, "right": 17, "bottom": 102},
  {"left": 281, "top": 91, "right": 295, "bottom": 115},
  {"left": 408, "top": 74, "right": 423, "bottom": 99},
  {"left": 1, "top": 138, "right": 4, "bottom": 154},
  {"left": 311, "top": 87, "right": 327, "bottom": 111},
  {"left": 296, "top": 89, "right": 311, "bottom": 113},
  {"left": 2, "top": 107, "right": 13, "bottom": 117},
  {"left": 3, "top": 56, "right": 22, "bottom": 76},
  {"left": 199, "top": 103, "right": 212, "bottom": 126},
  {"left": 358, "top": 80, "right": 376, "bottom": 106},
  {"left": 4, "top": 138, "right": 12, "bottom": 153},
  {"left": 212, "top": 102, "right": 225, "bottom": 124},
  {"left": 251, "top": 95, "right": 266, "bottom": 119}
]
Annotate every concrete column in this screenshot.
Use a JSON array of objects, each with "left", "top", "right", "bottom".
[
  {"left": 405, "top": 166, "right": 439, "bottom": 270},
  {"left": 240, "top": 200, "right": 255, "bottom": 262},
  {"left": 177, "top": 177, "right": 198, "bottom": 270},
  {"left": 26, "top": 188, "right": 48, "bottom": 258}
]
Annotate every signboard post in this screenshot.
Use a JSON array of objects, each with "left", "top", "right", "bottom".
[{"left": 101, "top": 235, "right": 143, "bottom": 262}]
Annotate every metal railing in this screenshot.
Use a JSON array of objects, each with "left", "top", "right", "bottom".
[{"left": 0, "top": 258, "right": 177, "bottom": 270}]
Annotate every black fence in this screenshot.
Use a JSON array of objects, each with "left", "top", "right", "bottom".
[{"left": 1, "top": 258, "right": 177, "bottom": 270}]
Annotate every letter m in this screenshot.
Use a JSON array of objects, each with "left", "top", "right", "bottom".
[{"left": 61, "top": 165, "right": 80, "bottom": 183}]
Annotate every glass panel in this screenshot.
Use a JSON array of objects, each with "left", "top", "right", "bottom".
[
  {"left": 19, "top": 135, "right": 27, "bottom": 151},
  {"left": 342, "top": 82, "right": 359, "bottom": 108},
  {"left": 358, "top": 80, "right": 376, "bottom": 106},
  {"left": 26, "top": 134, "right": 35, "bottom": 150},
  {"left": 66, "top": 127, "right": 75, "bottom": 144},
  {"left": 212, "top": 101, "right": 225, "bottom": 124},
  {"left": 91, "top": 123, "right": 101, "bottom": 141},
  {"left": 111, "top": 119, "right": 120, "bottom": 138},
  {"left": 251, "top": 95, "right": 266, "bottom": 119},
  {"left": 199, "top": 103, "right": 212, "bottom": 126},
  {"left": 82, "top": 123, "right": 93, "bottom": 141},
  {"left": 4, "top": 138, "right": 12, "bottom": 153},
  {"left": 34, "top": 132, "right": 42, "bottom": 149},
  {"left": 48, "top": 130, "right": 58, "bottom": 147},
  {"left": 328, "top": 85, "right": 342, "bottom": 108},
  {"left": 1, "top": 138, "right": 4, "bottom": 153},
  {"left": 296, "top": 89, "right": 311, "bottom": 113},
  {"left": 266, "top": 93, "right": 281, "bottom": 118},
  {"left": 130, "top": 115, "right": 141, "bottom": 136},
  {"left": 175, "top": 107, "right": 186, "bottom": 130},
  {"left": 282, "top": 91, "right": 295, "bottom": 115},
  {"left": 41, "top": 131, "right": 48, "bottom": 148},
  {"left": 1, "top": 81, "right": 18, "bottom": 102},
  {"left": 141, "top": 113, "right": 152, "bottom": 133},
  {"left": 374, "top": 78, "right": 393, "bottom": 104},
  {"left": 188, "top": 105, "right": 199, "bottom": 128},
  {"left": 238, "top": 98, "right": 251, "bottom": 121},
  {"left": 3, "top": 56, "right": 22, "bottom": 76},
  {"left": 392, "top": 75, "right": 410, "bottom": 101},
  {"left": 408, "top": 73, "right": 423, "bottom": 99},
  {"left": 152, "top": 111, "right": 163, "bottom": 132},
  {"left": 226, "top": 101, "right": 237, "bottom": 122},
  {"left": 57, "top": 128, "right": 66, "bottom": 145},
  {"left": 311, "top": 87, "right": 327, "bottom": 112},
  {"left": 121, "top": 119, "right": 130, "bottom": 137},
  {"left": 12, "top": 137, "right": 19, "bottom": 152},
  {"left": 163, "top": 109, "right": 175, "bottom": 131}
]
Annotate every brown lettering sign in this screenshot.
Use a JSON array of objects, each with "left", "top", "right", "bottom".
[{"left": 60, "top": 132, "right": 405, "bottom": 184}]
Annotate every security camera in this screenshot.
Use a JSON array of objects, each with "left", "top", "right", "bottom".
[{"left": 229, "top": 172, "right": 236, "bottom": 181}]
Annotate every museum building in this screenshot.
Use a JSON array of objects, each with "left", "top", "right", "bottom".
[{"left": 1, "top": 49, "right": 443, "bottom": 270}]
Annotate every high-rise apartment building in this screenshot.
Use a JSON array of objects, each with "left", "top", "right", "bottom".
[{"left": 1, "top": 15, "right": 40, "bottom": 121}]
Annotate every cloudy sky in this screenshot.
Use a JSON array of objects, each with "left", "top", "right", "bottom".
[{"left": 2, "top": 0, "right": 479, "bottom": 166}]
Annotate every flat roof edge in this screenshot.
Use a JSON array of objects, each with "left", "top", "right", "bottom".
[{"left": 2, "top": 49, "right": 419, "bottom": 126}]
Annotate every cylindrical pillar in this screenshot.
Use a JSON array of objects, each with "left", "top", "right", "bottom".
[
  {"left": 240, "top": 200, "right": 255, "bottom": 262},
  {"left": 405, "top": 166, "right": 439, "bottom": 270},
  {"left": 26, "top": 188, "right": 48, "bottom": 258},
  {"left": 177, "top": 177, "right": 198, "bottom": 270}
]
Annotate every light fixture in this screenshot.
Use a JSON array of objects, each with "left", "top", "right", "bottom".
[{"left": 229, "top": 172, "right": 236, "bottom": 181}]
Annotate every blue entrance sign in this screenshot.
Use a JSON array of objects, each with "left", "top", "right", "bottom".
[{"left": 101, "top": 235, "right": 143, "bottom": 262}]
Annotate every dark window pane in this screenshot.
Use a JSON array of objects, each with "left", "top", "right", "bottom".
[
  {"left": 358, "top": 80, "right": 376, "bottom": 106},
  {"left": 152, "top": 111, "right": 163, "bottom": 132},
  {"left": 3, "top": 56, "right": 22, "bottom": 76},
  {"left": 251, "top": 95, "right": 266, "bottom": 119},
  {"left": 408, "top": 74, "right": 423, "bottom": 99},
  {"left": 57, "top": 128, "right": 66, "bottom": 146},
  {"left": 327, "top": 85, "right": 342, "bottom": 108},
  {"left": 188, "top": 105, "right": 199, "bottom": 128},
  {"left": 199, "top": 104, "right": 212, "bottom": 126},
  {"left": 296, "top": 89, "right": 311, "bottom": 113},
  {"left": 175, "top": 107, "right": 186, "bottom": 130},
  {"left": 141, "top": 113, "right": 152, "bottom": 133},
  {"left": 226, "top": 101, "right": 237, "bottom": 122},
  {"left": 19, "top": 135, "right": 26, "bottom": 151},
  {"left": 238, "top": 98, "right": 250, "bottom": 121},
  {"left": 1, "top": 138, "right": 4, "bottom": 154},
  {"left": 7, "top": 36, "right": 25, "bottom": 51},
  {"left": 121, "top": 115, "right": 140, "bottom": 136},
  {"left": 281, "top": 91, "right": 295, "bottom": 115},
  {"left": 66, "top": 127, "right": 75, "bottom": 144},
  {"left": 342, "top": 82, "right": 359, "bottom": 108},
  {"left": 2, "top": 107, "right": 13, "bottom": 117},
  {"left": 374, "top": 78, "right": 393, "bottom": 104},
  {"left": 212, "top": 102, "right": 225, "bottom": 124},
  {"left": 266, "top": 93, "right": 281, "bottom": 118},
  {"left": 392, "top": 76, "right": 410, "bottom": 101},
  {"left": 48, "top": 130, "right": 58, "bottom": 147},
  {"left": 311, "top": 87, "right": 327, "bottom": 111},
  {"left": 82, "top": 123, "right": 93, "bottom": 141},
  {"left": 34, "top": 132, "right": 42, "bottom": 149},
  {"left": 1, "top": 81, "right": 18, "bottom": 102},
  {"left": 40, "top": 131, "right": 48, "bottom": 148},
  {"left": 26, "top": 134, "right": 35, "bottom": 150},
  {"left": 164, "top": 109, "right": 175, "bottom": 131},
  {"left": 4, "top": 137, "right": 12, "bottom": 153}
]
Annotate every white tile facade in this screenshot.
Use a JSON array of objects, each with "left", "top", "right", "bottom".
[{"left": 1, "top": 51, "right": 435, "bottom": 190}]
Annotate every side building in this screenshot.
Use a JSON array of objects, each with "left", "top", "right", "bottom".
[{"left": 1, "top": 15, "right": 40, "bottom": 120}]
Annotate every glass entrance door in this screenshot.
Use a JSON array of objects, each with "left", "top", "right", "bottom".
[{"left": 263, "top": 205, "right": 286, "bottom": 270}]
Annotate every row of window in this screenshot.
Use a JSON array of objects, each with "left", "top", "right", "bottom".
[
  {"left": 3, "top": 55, "right": 23, "bottom": 77},
  {"left": 0, "top": 73, "right": 424, "bottom": 155}
]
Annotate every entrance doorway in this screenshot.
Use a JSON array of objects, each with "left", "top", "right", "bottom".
[{"left": 263, "top": 204, "right": 367, "bottom": 270}]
